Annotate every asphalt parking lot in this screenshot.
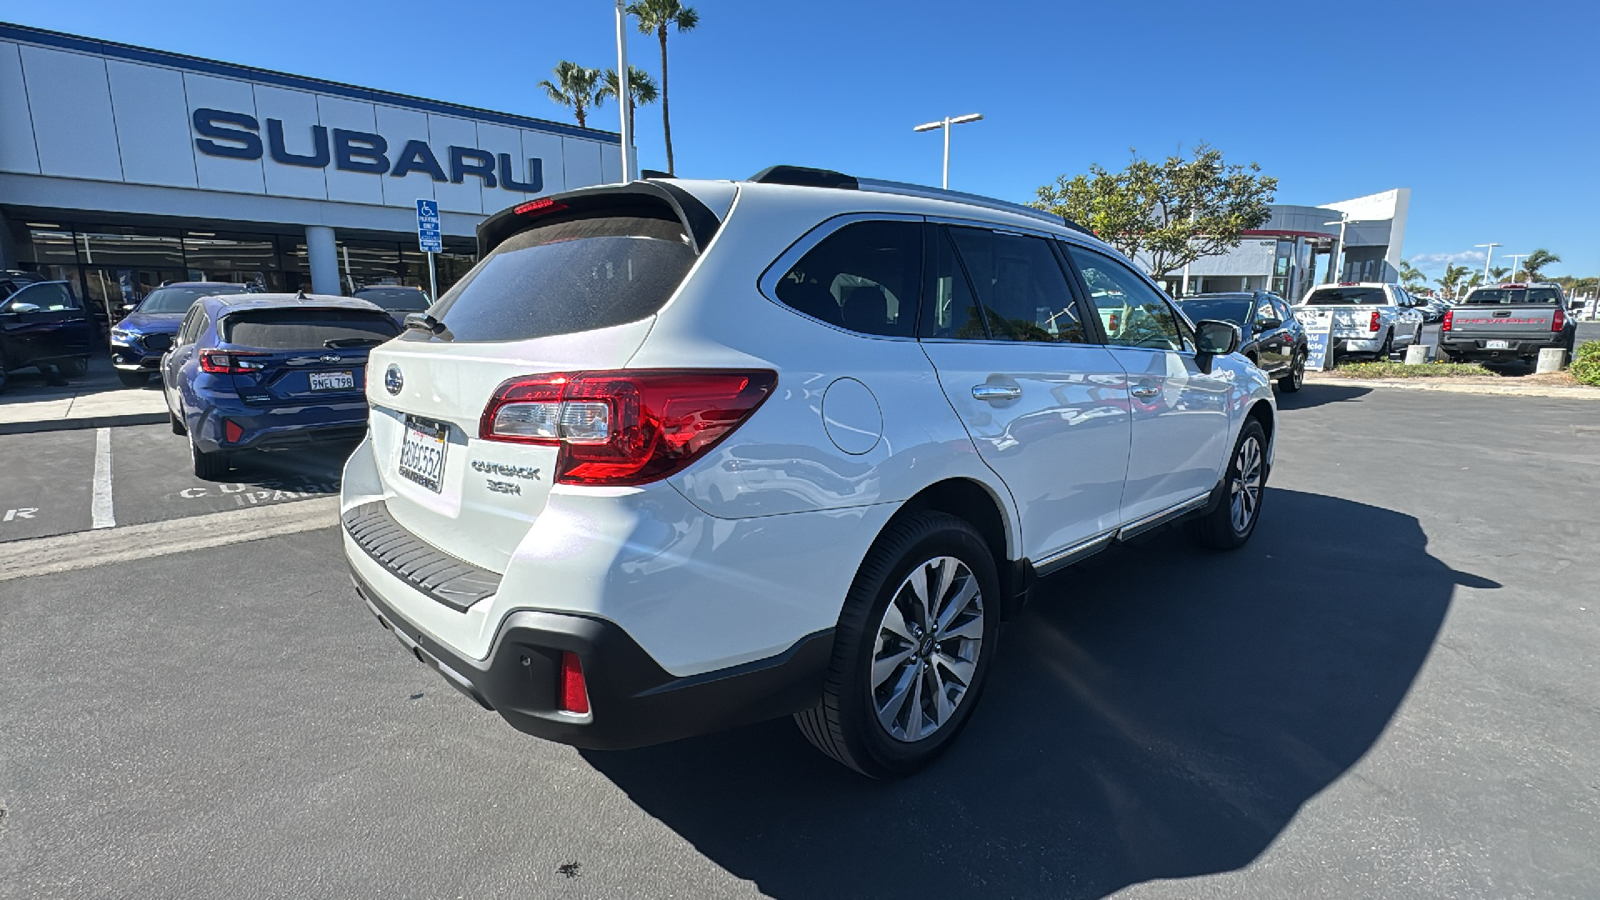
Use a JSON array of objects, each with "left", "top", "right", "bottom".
[{"left": 2, "top": 386, "right": 1598, "bottom": 899}]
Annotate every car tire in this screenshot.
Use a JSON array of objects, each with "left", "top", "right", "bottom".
[
  {"left": 117, "top": 370, "right": 149, "bottom": 388},
  {"left": 1378, "top": 330, "right": 1394, "bottom": 359},
  {"left": 170, "top": 409, "right": 187, "bottom": 436},
  {"left": 191, "top": 438, "right": 230, "bottom": 480},
  {"left": 795, "top": 511, "right": 1000, "bottom": 779},
  {"left": 1278, "top": 352, "right": 1305, "bottom": 393},
  {"left": 0, "top": 349, "right": 8, "bottom": 395},
  {"left": 1191, "top": 419, "right": 1268, "bottom": 551}
]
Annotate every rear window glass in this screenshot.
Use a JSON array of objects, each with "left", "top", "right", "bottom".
[
  {"left": 354, "top": 287, "right": 431, "bottom": 312},
  {"left": 222, "top": 308, "right": 400, "bottom": 349},
  {"left": 1464, "top": 287, "right": 1561, "bottom": 304},
  {"left": 1176, "top": 298, "right": 1251, "bottom": 325},
  {"left": 1304, "top": 287, "right": 1388, "bottom": 305},
  {"left": 431, "top": 215, "right": 694, "bottom": 342}
]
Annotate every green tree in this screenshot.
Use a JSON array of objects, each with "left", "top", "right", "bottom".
[
  {"left": 1031, "top": 144, "right": 1277, "bottom": 280},
  {"left": 1398, "top": 260, "right": 1428, "bottom": 291},
  {"left": 1520, "top": 248, "right": 1560, "bottom": 281},
  {"left": 538, "top": 61, "right": 604, "bottom": 129},
  {"left": 628, "top": 0, "right": 699, "bottom": 176},
  {"left": 1436, "top": 263, "right": 1472, "bottom": 300},
  {"left": 598, "top": 66, "right": 659, "bottom": 139},
  {"left": 1488, "top": 266, "right": 1511, "bottom": 282}
]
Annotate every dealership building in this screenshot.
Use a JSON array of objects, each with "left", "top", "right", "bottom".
[
  {"left": 0, "top": 22, "right": 622, "bottom": 316},
  {"left": 1151, "top": 188, "right": 1412, "bottom": 303}
]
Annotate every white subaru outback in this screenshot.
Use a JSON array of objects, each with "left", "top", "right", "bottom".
[{"left": 341, "top": 166, "right": 1275, "bottom": 778}]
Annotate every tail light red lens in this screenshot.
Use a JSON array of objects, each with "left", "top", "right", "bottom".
[
  {"left": 480, "top": 369, "right": 778, "bottom": 486},
  {"left": 1369, "top": 310, "right": 1381, "bottom": 332},
  {"left": 199, "top": 350, "right": 266, "bottom": 374},
  {"left": 1442, "top": 310, "right": 1453, "bottom": 332},
  {"left": 1552, "top": 306, "right": 1565, "bottom": 332},
  {"left": 223, "top": 419, "right": 243, "bottom": 443},
  {"left": 558, "top": 651, "right": 590, "bottom": 715}
]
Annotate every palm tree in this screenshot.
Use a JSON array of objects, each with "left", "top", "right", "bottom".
[
  {"left": 1398, "top": 260, "right": 1428, "bottom": 290},
  {"left": 627, "top": 0, "right": 699, "bottom": 175},
  {"left": 598, "top": 66, "right": 659, "bottom": 143},
  {"left": 538, "top": 61, "right": 604, "bottom": 129},
  {"left": 1520, "top": 248, "right": 1561, "bottom": 281},
  {"left": 1437, "top": 263, "right": 1472, "bottom": 300},
  {"left": 1488, "top": 266, "right": 1511, "bottom": 282}
]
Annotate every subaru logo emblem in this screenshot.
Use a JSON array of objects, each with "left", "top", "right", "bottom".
[
  {"left": 384, "top": 364, "right": 403, "bottom": 395},
  {"left": 320, "top": 353, "right": 341, "bottom": 364}
]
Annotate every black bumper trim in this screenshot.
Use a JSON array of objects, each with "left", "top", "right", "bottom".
[
  {"left": 351, "top": 570, "right": 834, "bottom": 750},
  {"left": 342, "top": 501, "right": 501, "bottom": 612}
]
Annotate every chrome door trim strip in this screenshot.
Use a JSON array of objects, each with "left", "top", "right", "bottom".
[
  {"left": 1032, "top": 530, "right": 1116, "bottom": 576},
  {"left": 1115, "top": 492, "right": 1213, "bottom": 541}
]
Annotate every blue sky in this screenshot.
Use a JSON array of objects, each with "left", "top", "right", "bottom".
[{"left": 11, "top": 0, "right": 1598, "bottom": 278}]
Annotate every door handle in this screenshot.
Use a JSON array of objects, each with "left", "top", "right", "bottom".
[
  {"left": 1130, "top": 386, "right": 1159, "bottom": 399},
  {"left": 971, "top": 384, "right": 1022, "bottom": 402}
]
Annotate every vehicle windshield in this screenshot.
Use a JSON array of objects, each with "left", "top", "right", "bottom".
[
  {"left": 429, "top": 214, "right": 696, "bottom": 343},
  {"left": 1304, "top": 287, "right": 1388, "bottom": 305},
  {"left": 140, "top": 285, "right": 249, "bottom": 314},
  {"left": 221, "top": 308, "right": 401, "bottom": 349},
  {"left": 1176, "top": 298, "right": 1251, "bottom": 325},
  {"left": 1464, "top": 287, "right": 1562, "bottom": 305},
  {"left": 354, "top": 287, "right": 431, "bottom": 313}
]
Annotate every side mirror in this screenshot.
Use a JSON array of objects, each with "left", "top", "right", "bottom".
[
  {"left": 7, "top": 302, "right": 41, "bottom": 315},
  {"left": 1255, "top": 317, "right": 1282, "bottom": 331},
  {"left": 1194, "top": 319, "right": 1241, "bottom": 374}
]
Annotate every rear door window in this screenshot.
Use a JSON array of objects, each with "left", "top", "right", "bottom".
[
  {"left": 222, "top": 308, "right": 401, "bottom": 349},
  {"left": 773, "top": 220, "right": 921, "bottom": 337},
  {"left": 940, "top": 226, "right": 1089, "bottom": 343},
  {"left": 431, "top": 215, "right": 696, "bottom": 342}
]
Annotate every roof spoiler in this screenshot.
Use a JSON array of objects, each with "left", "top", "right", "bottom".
[{"left": 476, "top": 181, "right": 722, "bottom": 257}]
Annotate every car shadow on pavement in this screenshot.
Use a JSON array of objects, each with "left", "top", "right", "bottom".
[
  {"left": 583, "top": 488, "right": 1498, "bottom": 900},
  {"left": 1275, "top": 383, "right": 1371, "bottom": 410}
]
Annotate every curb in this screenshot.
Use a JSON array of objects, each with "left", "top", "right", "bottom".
[
  {"left": 1305, "top": 376, "right": 1600, "bottom": 400},
  {"left": 0, "top": 412, "right": 168, "bottom": 436}
]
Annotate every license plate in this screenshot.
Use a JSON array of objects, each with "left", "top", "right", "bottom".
[
  {"left": 1485, "top": 340, "right": 1509, "bottom": 350},
  {"left": 399, "top": 416, "right": 448, "bottom": 493},
  {"left": 309, "top": 370, "right": 355, "bottom": 391}
]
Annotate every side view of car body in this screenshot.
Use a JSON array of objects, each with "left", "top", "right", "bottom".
[
  {"left": 162, "top": 293, "right": 400, "bottom": 478},
  {"left": 341, "top": 170, "right": 1277, "bottom": 778},
  {"left": 110, "top": 282, "right": 251, "bottom": 387},
  {"left": 1177, "top": 291, "right": 1309, "bottom": 391},
  {"left": 1292, "top": 282, "right": 1425, "bottom": 359},
  {"left": 0, "top": 280, "right": 93, "bottom": 393}
]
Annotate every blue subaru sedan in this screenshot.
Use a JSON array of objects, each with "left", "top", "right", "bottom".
[{"left": 161, "top": 293, "right": 400, "bottom": 478}]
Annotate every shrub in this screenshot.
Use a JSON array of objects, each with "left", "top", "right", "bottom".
[
  {"left": 1572, "top": 341, "right": 1600, "bottom": 386},
  {"left": 1331, "top": 360, "right": 1490, "bottom": 379}
]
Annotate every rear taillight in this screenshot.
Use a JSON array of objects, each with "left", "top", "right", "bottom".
[
  {"left": 199, "top": 350, "right": 266, "bottom": 374},
  {"left": 1442, "top": 310, "right": 1453, "bottom": 332},
  {"left": 223, "top": 419, "right": 244, "bottom": 443},
  {"left": 480, "top": 369, "right": 778, "bottom": 486},
  {"left": 558, "top": 651, "right": 589, "bottom": 715},
  {"left": 1552, "top": 306, "right": 1565, "bottom": 332},
  {"left": 1369, "top": 310, "right": 1381, "bottom": 332}
]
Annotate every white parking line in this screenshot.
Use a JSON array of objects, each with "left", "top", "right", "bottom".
[{"left": 92, "top": 427, "right": 115, "bottom": 530}]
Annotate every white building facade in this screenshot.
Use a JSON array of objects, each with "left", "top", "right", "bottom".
[{"left": 0, "top": 22, "right": 621, "bottom": 312}]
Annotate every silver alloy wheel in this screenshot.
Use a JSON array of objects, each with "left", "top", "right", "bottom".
[
  {"left": 870, "top": 556, "right": 984, "bottom": 743},
  {"left": 1230, "top": 435, "right": 1264, "bottom": 533},
  {"left": 1291, "top": 355, "right": 1304, "bottom": 388}
]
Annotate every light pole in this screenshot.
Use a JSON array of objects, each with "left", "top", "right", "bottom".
[
  {"left": 614, "top": 0, "right": 635, "bottom": 182},
  {"left": 913, "top": 113, "right": 983, "bottom": 190},
  {"left": 1504, "top": 252, "right": 1529, "bottom": 282},
  {"left": 1475, "top": 242, "right": 1500, "bottom": 283}
]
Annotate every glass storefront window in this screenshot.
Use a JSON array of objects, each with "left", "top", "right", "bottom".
[
  {"left": 77, "top": 229, "right": 184, "bottom": 268},
  {"left": 18, "top": 226, "right": 79, "bottom": 265},
  {"left": 337, "top": 240, "right": 402, "bottom": 293}
]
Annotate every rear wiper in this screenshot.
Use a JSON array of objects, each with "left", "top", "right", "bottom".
[
  {"left": 404, "top": 313, "right": 448, "bottom": 336},
  {"left": 324, "top": 338, "right": 384, "bottom": 348}
]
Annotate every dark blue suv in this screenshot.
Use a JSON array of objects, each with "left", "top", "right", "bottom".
[
  {"left": 110, "top": 282, "right": 250, "bottom": 387},
  {"left": 161, "top": 293, "right": 401, "bottom": 478}
]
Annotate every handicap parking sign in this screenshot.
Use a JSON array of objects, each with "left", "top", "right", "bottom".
[{"left": 415, "top": 199, "right": 442, "bottom": 253}]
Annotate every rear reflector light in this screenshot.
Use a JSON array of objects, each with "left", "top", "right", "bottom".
[
  {"left": 1369, "top": 310, "right": 1381, "bottom": 332},
  {"left": 1552, "top": 306, "right": 1565, "bottom": 332},
  {"left": 480, "top": 369, "right": 778, "bottom": 486},
  {"left": 199, "top": 350, "right": 266, "bottom": 374},
  {"left": 1442, "top": 310, "right": 1454, "bottom": 332},
  {"left": 558, "top": 651, "right": 589, "bottom": 715},
  {"left": 223, "top": 419, "right": 243, "bottom": 443}
]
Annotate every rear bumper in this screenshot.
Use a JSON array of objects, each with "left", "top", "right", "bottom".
[
  {"left": 350, "top": 568, "right": 832, "bottom": 750},
  {"left": 192, "top": 398, "right": 368, "bottom": 453},
  {"left": 1336, "top": 335, "right": 1387, "bottom": 352},
  {"left": 1439, "top": 335, "right": 1571, "bottom": 359}
]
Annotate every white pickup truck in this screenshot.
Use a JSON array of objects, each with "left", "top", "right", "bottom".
[{"left": 1292, "top": 283, "right": 1426, "bottom": 360}]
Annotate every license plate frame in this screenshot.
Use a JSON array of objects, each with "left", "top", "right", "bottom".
[
  {"left": 309, "top": 370, "right": 355, "bottom": 391},
  {"left": 1485, "top": 339, "right": 1510, "bottom": 350},
  {"left": 399, "top": 415, "right": 448, "bottom": 493}
]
